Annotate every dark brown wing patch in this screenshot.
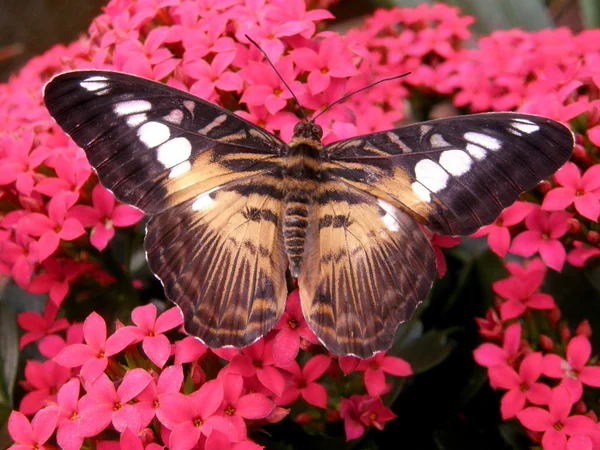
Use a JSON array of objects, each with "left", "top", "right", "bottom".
[
  {"left": 299, "top": 179, "right": 436, "bottom": 358},
  {"left": 144, "top": 174, "right": 287, "bottom": 347}
]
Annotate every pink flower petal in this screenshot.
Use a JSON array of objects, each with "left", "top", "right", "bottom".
[
  {"left": 105, "top": 327, "right": 136, "bottom": 356},
  {"left": 473, "top": 343, "right": 506, "bottom": 367},
  {"left": 488, "top": 226, "right": 511, "bottom": 257},
  {"left": 155, "top": 306, "right": 184, "bottom": 333},
  {"left": 517, "top": 407, "right": 555, "bottom": 431},
  {"left": 90, "top": 225, "right": 114, "bottom": 251},
  {"left": 526, "top": 382, "right": 552, "bottom": 405},
  {"left": 303, "top": 355, "right": 330, "bottom": 382},
  {"left": 132, "top": 304, "right": 157, "bottom": 331},
  {"left": 111, "top": 205, "right": 144, "bottom": 227},
  {"left": 562, "top": 415, "right": 597, "bottom": 436},
  {"left": 567, "top": 336, "right": 591, "bottom": 370},
  {"left": 80, "top": 356, "right": 108, "bottom": 382},
  {"left": 364, "top": 368, "right": 387, "bottom": 396},
  {"left": 542, "top": 429, "right": 568, "bottom": 450},
  {"left": 500, "top": 388, "right": 526, "bottom": 419},
  {"left": 193, "top": 379, "right": 224, "bottom": 418},
  {"left": 579, "top": 366, "right": 600, "bottom": 387},
  {"left": 542, "top": 354, "right": 565, "bottom": 378},
  {"left": 542, "top": 188, "right": 575, "bottom": 211},
  {"left": 169, "top": 421, "right": 202, "bottom": 450},
  {"left": 37, "top": 231, "right": 60, "bottom": 261},
  {"left": 83, "top": 312, "right": 107, "bottom": 351},
  {"left": 273, "top": 328, "right": 300, "bottom": 366},
  {"left": 53, "top": 343, "right": 96, "bottom": 367},
  {"left": 236, "top": 393, "right": 274, "bottom": 419},
  {"left": 567, "top": 435, "right": 593, "bottom": 450},
  {"left": 574, "top": 194, "right": 600, "bottom": 221},
  {"left": 302, "top": 382, "right": 328, "bottom": 408},
  {"left": 307, "top": 71, "right": 330, "bottom": 95},
  {"left": 8, "top": 411, "right": 35, "bottom": 445},
  {"left": 257, "top": 366, "right": 285, "bottom": 397},
  {"left": 118, "top": 368, "right": 153, "bottom": 403},
  {"left": 60, "top": 218, "right": 86, "bottom": 240},
  {"left": 539, "top": 240, "right": 566, "bottom": 272},
  {"left": 112, "top": 404, "right": 142, "bottom": 433},
  {"left": 381, "top": 356, "right": 412, "bottom": 376},
  {"left": 143, "top": 334, "right": 172, "bottom": 368}
]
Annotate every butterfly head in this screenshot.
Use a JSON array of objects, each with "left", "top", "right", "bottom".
[{"left": 290, "top": 120, "right": 323, "bottom": 149}]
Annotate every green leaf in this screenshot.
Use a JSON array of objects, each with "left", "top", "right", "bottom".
[
  {"left": 396, "top": 327, "right": 456, "bottom": 374},
  {"left": 581, "top": 0, "right": 600, "bottom": 28},
  {"left": 386, "top": 0, "right": 553, "bottom": 34},
  {"left": 584, "top": 255, "right": 600, "bottom": 296},
  {"left": 0, "top": 403, "right": 12, "bottom": 450},
  {"left": 0, "top": 302, "right": 19, "bottom": 407}
]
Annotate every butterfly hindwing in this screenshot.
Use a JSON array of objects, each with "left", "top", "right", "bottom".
[
  {"left": 299, "top": 178, "right": 436, "bottom": 358},
  {"left": 324, "top": 113, "right": 574, "bottom": 235},
  {"left": 144, "top": 174, "right": 288, "bottom": 347},
  {"left": 43, "top": 70, "right": 284, "bottom": 214}
]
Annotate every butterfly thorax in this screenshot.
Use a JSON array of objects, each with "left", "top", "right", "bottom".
[{"left": 282, "top": 121, "right": 324, "bottom": 277}]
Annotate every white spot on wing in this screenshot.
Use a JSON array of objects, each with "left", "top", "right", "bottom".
[
  {"left": 126, "top": 113, "right": 147, "bottom": 128},
  {"left": 430, "top": 133, "right": 450, "bottom": 148},
  {"left": 464, "top": 132, "right": 501, "bottom": 151},
  {"left": 466, "top": 144, "right": 487, "bottom": 160},
  {"left": 164, "top": 109, "right": 184, "bottom": 125},
  {"left": 411, "top": 182, "right": 431, "bottom": 202},
  {"left": 157, "top": 137, "right": 192, "bottom": 169},
  {"left": 114, "top": 100, "right": 152, "bottom": 116},
  {"left": 511, "top": 121, "right": 540, "bottom": 134},
  {"left": 377, "top": 199, "right": 400, "bottom": 232},
  {"left": 192, "top": 188, "right": 218, "bottom": 211},
  {"left": 198, "top": 114, "right": 227, "bottom": 135},
  {"left": 81, "top": 81, "right": 110, "bottom": 93},
  {"left": 439, "top": 150, "right": 472, "bottom": 176},
  {"left": 138, "top": 122, "right": 170, "bottom": 148},
  {"left": 169, "top": 161, "right": 191, "bottom": 178},
  {"left": 414, "top": 159, "right": 449, "bottom": 193}
]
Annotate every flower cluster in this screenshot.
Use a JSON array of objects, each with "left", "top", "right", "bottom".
[{"left": 10, "top": 291, "right": 408, "bottom": 449}]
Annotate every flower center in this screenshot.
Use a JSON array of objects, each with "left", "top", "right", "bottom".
[
  {"left": 224, "top": 405, "right": 235, "bottom": 416},
  {"left": 288, "top": 318, "right": 299, "bottom": 329},
  {"left": 113, "top": 402, "right": 123, "bottom": 411},
  {"left": 153, "top": 400, "right": 160, "bottom": 408},
  {"left": 253, "top": 361, "right": 263, "bottom": 369},
  {"left": 320, "top": 67, "right": 329, "bottom": 75},
  {"left": 519, "top": 383, "right": 528, "bottom": 392},
  {"left": 554, "top": 421, "right": 564, "bottom": 431},
  {"left": 273, "top": 87, "right": 283, "bottom": 96},
  {"left": 541, "top": 232, "right": 550, "bottom": 240},
  {"left": 193, "top": 418, "right": 204, "bottom": 427},
  {"left": 576, "top": 189, "right": 584, "bottom": 197}
]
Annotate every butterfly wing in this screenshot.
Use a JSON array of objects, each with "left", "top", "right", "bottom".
[
  {"left": 323, "top": 113, "right": 574, "bottom": 235},
  {"left": 298, "top": 178, "right": 436, "bottom": 358},
  {"left": 44, "top": 70, "right": 285, "bottom": 214},
  {"left": 44, "top": 70, "right": 288, "bottom": 347}
]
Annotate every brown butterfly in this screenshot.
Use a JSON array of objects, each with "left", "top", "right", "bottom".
[{"left": 43, "top": 69, "right": 573, "bottom": 358}]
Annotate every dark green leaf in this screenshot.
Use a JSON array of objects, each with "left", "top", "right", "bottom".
[
  {"left": 396, "top": 328, "right": 456, "bottom": 374},
  {"left": 581, "top": 0, "right": 600, "bottom": 28},
  {"left": 0, "top": 302, "right": 19, "bottom": 407}
]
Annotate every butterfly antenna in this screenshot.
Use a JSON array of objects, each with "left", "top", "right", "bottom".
[
  {"left": 313, "top": 73, "right": 411, "bottom": 122},
  {"left": 245, "top": 35, "right": 308, "bottom": 121}
]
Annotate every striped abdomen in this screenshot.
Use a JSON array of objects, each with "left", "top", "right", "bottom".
[{"left": 283, "top": 192, "right": 311, "bottom": 277}]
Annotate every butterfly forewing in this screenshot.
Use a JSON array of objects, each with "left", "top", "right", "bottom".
[
  {"left": 299, "top": 178, "right": 436, "bottom": 358},
  {"left": 324, "top": 113, "right": 574, "bottom": 236},
  {"left": 43, "top": 70, "right": 284, "bottom": 214}
]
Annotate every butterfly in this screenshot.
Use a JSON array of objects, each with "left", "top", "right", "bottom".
[{"left": 43, "top": 70, "right": 574, "bottom": 359}]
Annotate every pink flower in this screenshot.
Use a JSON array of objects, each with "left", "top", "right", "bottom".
[
  {"left": 473, "top": 322, "right": 522, "bottom": 368},
  {"left": 356, "top": 353, "right": 412, "bottom": 396},
  {"left": 68, "top": 184, "right": 144, "bottom": 251},
  {"left": 54, "top": 312, "right": 136, "bottom": 382},
  {"left": 39, "top": 321, "right": 84, "bottom": 359},
  {"left": 542, "top": 335, "right": 600, "bottom": 403},
  {"left": 185, "top": 51, "right": 243, "bottom": 101},
  {"left": 27, "top": 258, "right": 88, "bottom": 306},
  {"left": 135, "top": 364, "right": 184, "bottom": 430},
  {"left": 79, "top": 370, "right": 153, "bottom": 436},
  {"left": 174, "top": 336, "right": 208, "bottom": 364},
  {"left": 475, "top": 308, "right": 504, "bottom": 340},
  {"left": 542, "top": 162, "right": 600, "bottom": 221},
  {"left": 517, "top": 386, "right": 597, "bottom": 450},
  {"left": 49, "top": 378, "right": 84, "bottom": 450},
  {"left": 219, "top": 373, "right": 275, "bottom": 439},
  {"left": 160, "top": 379, "right": 233, "bottom": 450},
  {"left": 429, "top": 234, "right": 461, "bottom": 277},
  {"left": 488, "top": 352, "right": 552, "bottom": 419},
  {"left": 19, "top": 190, "right": 85, "bottom": 261},
  {"left": 340, "top": 395, "right": 396, "bottom": 441},
  {"left": 17, "top": 301, "right": 69, "bottom": 349},
  {"left": 240, "top": 57, "right": 306, "bottom": 115},
  {"left": 471, "top": 202, "right": 533, "bottom": 257},
  {"left": 0, "top": 131, "right": 47, "bottom": 196},
  {"left": 19, "top": 359, "right": 71, "bottom": 415},
  {"left": 292, "top": 35, "right": 358, "bottom": 95},
  {"left": 272, "top": 289, "right": 319, "bottom": 366},
  {"left": 7, "top": 408, "right": 59, "bottom": 450},
  {"left": 493, "top": 270, "right": 555, "bottom": 320},
  {"left": 226, "top": 338, "right": 286, "bottom": 397},
  {"left": 510, "top": 207, "right": 571, "bottom": 271},
  {"left": 123, "top": 304, "right": 183, "bottom": 368},
  {"left": 275, "top": 355, "right": 331, "bottom": 408}
]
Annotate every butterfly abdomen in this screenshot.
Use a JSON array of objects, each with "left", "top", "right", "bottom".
[{"left": 283, "top": 142, "right": 322, "bottom": 277}]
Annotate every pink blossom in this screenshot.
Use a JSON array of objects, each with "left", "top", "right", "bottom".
[
  {"left": 79, "top": 370, "right": 153, "bottom": 436},
  {"left": 226, "top": 338, "right": 286, "bottom": 397},
  {"left": 567, "top": 241, "right": 600, "bottom": 267},
  {"left": 429, "top": 234, "right": 461, "bottom": 277},
  {"left": 49, "top": 378, "right": 84, "bottom": 450},
  {"left": 39, "top": 321, "right": 84, "bottom": 359},
  {"left": 510, "top": 207, "right": 571, "bottom": 271},
  {"left": 7, "top": 408, "right": 59, "bottom": 450},
  {"left": 27, "top": 258, "right": 89, "bottom": 306},
  {"left": 517, "top": 386, "right": 597, "bottom": 450},
  {"left": 488, "top": 352, "right": 552, "bottom": 419},
  {"left": 54, "top": 312, "right": 136, "bottom": 382},
  {"left": 275, "top": 355, "right": 330, "bottom": 408},
  {"left": 475, "top": 308, "right": 504, "bottom": 340},
  {"left": 473, "top": 322, "right": 522, "bottom": 368},
  {"left": 185, "top": 51, "right": 243, "bottom": 101},
  {"left": 0, "top": 131, "right": 47, "bottom": 196},
  {"left": 34, "top": 154, "right": 90, "bottom": 198},
  {"left": 542, "top": 335, "right": 600, "bottom": 403},
  {"left": 174, "top": 336, "right": 208, "bottom": 364},
  {"left": 292, "top": 35, "right": 358, "bottom": 95},
  {"left": 0, "top": 228, "right": 39, "bottom": 287},
  {"left": 240, "top": 57, "right": 306, "bottom": 115},
  {"left": 68, "top": 184, "right": 144, "bottom": 251},
  {"left": 272, "top": 289, "right": 319, "bottom": 366},
  {"left": 19, "top": 359, "right": 71, "bottom": 415},
  {"left": 17, "top": 301, "right": 68, "bottom": 349},
  {"left": 160, "top": 379, "right": 233, "bottom": 450},
  {"left": 471, "top": 202, "right": 533, "bottom": 257},
  {"left": 123, "top": 304, "right": 183, "bottom": 368},
  {"left": 492, "top": 269, "right": 555, "bottom": 320},
  {"left": 135, "top": 364, "right": 184, "bottom": 430},
  {"left": 542, "top": 162, "right": 600, "bottom": 221},
  {"left": 340, "top": 395, "right": 396, "bottom": 441},
  {"left": 19, "top": 190, "right": 85, "bottom": 261},
  {"left": 219, "top": 373, "right": 275, "bottom": 439},
  {"left": 356, "top": 353, "right": 412, "bottom": 396}
]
